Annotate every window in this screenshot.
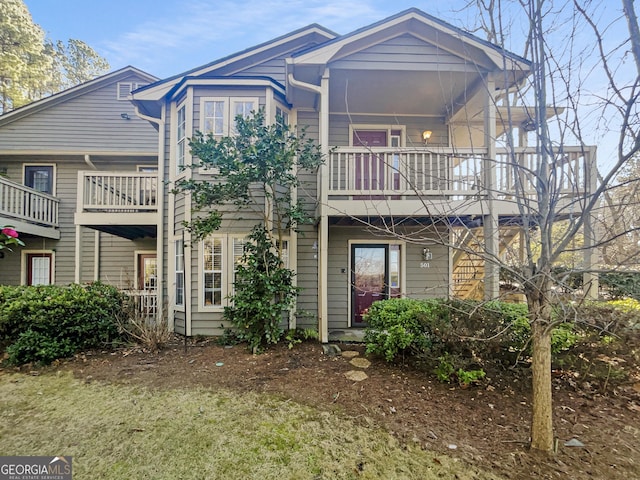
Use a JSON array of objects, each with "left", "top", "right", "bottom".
[
  {"left": 24, "top": 165, "right": 54, "bottom": 194},
  {"left": 200, "top": 97, "right": 258, "bottom": 137},
  {"left": 175, "top": 240, "right": 185, "bottom": 306},
  {"left": 200, "top": 234, "right": 290, "bottom": 309},
  {"left": 203, "top": 99, "right": 226, "bottom": 136},
  {"left": 203, "top": 237, "right": 224, "bottom": 306},
  {"left": 24, "top": 252, "right": 53, "bottom": 286},
  {"left": 117, "top": 82, "right": 148, "bottom": 100},
  {"left": 176, "top": 104, "right": 186, "bottom": 175},
  {"left": 275, "top": 106, "right": 289, "bottom": 127}
]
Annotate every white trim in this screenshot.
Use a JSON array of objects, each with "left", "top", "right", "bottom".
[
  {"left": 198, "top": 234, "right": 226, "bottom": 312},
  {"left": 22, "top": 163, "right": 57, "bottom": 196},
  {"left": 0, "top": 150, "right": 157, "bottom": 156},
  {"left": 346, "top": 239, "right": 405, "bottom": 328},
  {"left": 171, "top": 78, "right": 283, "bottom": 101},
  {"left": 134, "top": 250, "right": 157, "bottom": 290},
  {"left": 21, "top": 249, "right": 55, "bottom": 286},
  {"left": 348, "top": 125, "right": 406, "bottom": 147},
  {"left": 199, "top": 96, "right": 228, "bottom": 137},
  {"left": 172, "top": 237, "right": 186, "bottom": 312}
]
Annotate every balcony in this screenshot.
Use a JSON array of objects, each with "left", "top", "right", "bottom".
[
  {"left": 75, "top": 171, "right": 158, "bottom": 239},
  {"left": 0, "top": 176, "right": 60, "bottom": 239},
  {"left": 325, "top": 146, "right": 593, "bottom": 218}
]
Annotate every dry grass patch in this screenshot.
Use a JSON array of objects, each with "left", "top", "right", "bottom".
[{"left": 0, "top": 372, "right": 502, "bottom": 479}]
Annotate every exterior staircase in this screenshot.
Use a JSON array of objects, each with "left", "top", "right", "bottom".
[{"left": 452, "top": 226, "right": 522, "bottom": 299}]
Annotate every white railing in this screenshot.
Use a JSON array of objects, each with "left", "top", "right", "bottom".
[
  {"left": 125, "top": 289, "right": 158, "bottom": 320},
  {"left": 328, "top": 146, "right": 593, "bottom": 199},
  {"left": 495, "top": 146, "right": 590, "bottom": 197},
  {"left": 0, "top": 176, "right": 59, "bottom": 227},
  {"left": 328, "top": 147, "right": 484, "bottom": 196},
  {"left": 79, "top": 171, "right": 157, "bottom": 212}
]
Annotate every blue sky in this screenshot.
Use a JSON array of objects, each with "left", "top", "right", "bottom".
[
  {"left": 24, "top": 0, "right": 478, "bottom": 79},
  {"left": 22, "top": 0, "right": 633, "bottom": 167}
]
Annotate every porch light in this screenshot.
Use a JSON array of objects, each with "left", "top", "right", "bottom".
[
  {"left": 120, "top": 113, "right": 131, "bottom": 120},
  {"left": 422, "top": 248, "right": 432, "bottom": 261},
  {"left": 422, "top": 130, "right": 432, "bottom": 144}
]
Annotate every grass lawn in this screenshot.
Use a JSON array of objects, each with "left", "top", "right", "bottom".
[{"left": 0, "top": 371, "right": 502, "bottom": 479}]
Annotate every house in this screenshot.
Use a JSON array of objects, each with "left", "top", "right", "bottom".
[
  {"left": 0, "top": 66, "right": 160, "bottom": 310},
  {"left": 129, "top": 7, "right": 596, "bottom": 342},
  {"left": 1, "top": 9, "right": 596, "bottom": 343}
]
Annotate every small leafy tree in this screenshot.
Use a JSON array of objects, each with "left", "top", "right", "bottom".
[
  {"left": 173, "top": 108, "right": 323, "bottom": 351},
  {"left": 225, "top": 225, "right": 298, "bottom": 352}
]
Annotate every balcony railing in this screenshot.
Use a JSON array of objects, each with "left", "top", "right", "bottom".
[
  {"left": 79, "top": 171, "right": 157, "bottom": 213},
  {"left": 0, "top": 176, "right": 59, "bottom": 227},
  {"left": 327, "top": 146, "right": 592, "bottom": 199}
]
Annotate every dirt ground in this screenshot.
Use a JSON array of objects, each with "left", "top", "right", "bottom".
[{"left": 34, "top": 338, "right": 640, "bottom": 479}]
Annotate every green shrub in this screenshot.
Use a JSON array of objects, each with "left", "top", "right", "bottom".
[
  {"left": 223, "top": 226, "right": 298, "bottom": 353},
  {"left": 601, "top": 272, "right": 640, "bottom": 300},
  {"left": 456, "top": 368, "right": 486, "bottom": 386},
  {"left": 364, "top": 298, "right": 448, "bottom": 361},
  {"left": 0, "top": 283, "right": 126, "bottom": 365}
]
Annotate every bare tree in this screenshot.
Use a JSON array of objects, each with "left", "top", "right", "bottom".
[{"left": 326, "top": 0, "right": 640, "bottom": 452}]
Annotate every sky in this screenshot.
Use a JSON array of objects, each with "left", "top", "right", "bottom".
[
  {"left": 22, "top": 0, "right": 634, "bottom": 167},
  {"left": 24, "top": 0, "right": 480, "bottom": 79}
]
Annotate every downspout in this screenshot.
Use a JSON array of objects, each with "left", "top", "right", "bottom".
[{"left": 134, "top": 105, "right": 167, "bottom": 329}]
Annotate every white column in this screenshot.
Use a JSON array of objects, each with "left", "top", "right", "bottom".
[
  {"left": 74, "top": 225, "right": 83, "bottom": 284},
  {"left": 483, "top": 77, "right": 500, "bottom": 299},
  {"left": 319, "top": 68, "right": 330, "bottom": 343}
]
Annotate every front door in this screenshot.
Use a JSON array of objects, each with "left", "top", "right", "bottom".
[
  {"left": 27, "top": 253, "right": 52, "bottom": 285},
  {"left": 353, "top": 130, "right": 387, "bottom": 193},
  {"left": 137, "top": 254, "right": 157, "bottom": 291}
]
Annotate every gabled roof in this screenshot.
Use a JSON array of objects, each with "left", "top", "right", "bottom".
[
  {"left": 290, "top": 8, "right": 530, "bottom": 72},
  {"left": 0, "top": 66, "right": 158, "bottom": 127},
  {"left": 132, "top": 24, "right": 337, "bottom": 104}
]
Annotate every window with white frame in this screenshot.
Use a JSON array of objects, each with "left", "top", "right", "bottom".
[
  {"left": 203, "top": 237, "right": 224, "bottom": 307},
  {"left": 202, "top": 99, "right": 226, "bottom": 136},
  {"left": 200, "top": 234, "right": 289, "bottom": 309},
  {"left": 176, "top": 104, "right": 186, "bottom": 175},
  {"left": 175, "top": 239, "right": 185, "bottom": 306},
  {"left": 200, "top": 97, "right": 258, "bottom": 137},
  {"left": 275, "top": 106, "right": 289, "bottom": 127}
]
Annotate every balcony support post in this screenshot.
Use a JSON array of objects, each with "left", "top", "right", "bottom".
[
  {"left": 583, "top": 146, "right": 599, "bottom": 298},
  {"left": 483, "top": 77, "right": 500, "bottom": 299},
  {"left": 74, "top": 224, "right": 84, "bottom": 284}
]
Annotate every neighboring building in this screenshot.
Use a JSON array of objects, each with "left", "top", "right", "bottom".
[
  {"left": 1, "top": 9, "right": 596, "bottom": 343},
  {"left": 0, "top": 66, "right": 160, "bottom": 311}
]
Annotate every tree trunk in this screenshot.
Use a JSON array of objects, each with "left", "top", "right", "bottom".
[{"left": 530, "top": 313, "right": 554, "bottom": 451}]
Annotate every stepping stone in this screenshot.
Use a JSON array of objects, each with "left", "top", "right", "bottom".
[
  {"left": 564, "top": 438, "right": 585, "bottom": 448},
  {"left": 350, "top": 357, "right": 371, "bottom": 369},
  {"left": 345, "top": 370, "right": 369, "bottom": 382},
  {"left": 322, "top": 344, "right": 341, "bottom": 357},
  {"left": 341, "top": 351, "right": 360, "bottom": 359}
]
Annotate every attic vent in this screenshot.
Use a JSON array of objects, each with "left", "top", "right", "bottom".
[{"left": 117, "top": 82, "right": 149, "bottom": 100}]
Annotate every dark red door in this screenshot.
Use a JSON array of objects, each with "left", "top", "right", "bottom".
[{"left": 353, "top": 130, "right": 386, "bottom": 195}]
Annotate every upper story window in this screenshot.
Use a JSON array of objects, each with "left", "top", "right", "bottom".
[
  {"left": 275, "top": 106, "right": 289, "bottom": 127},
  {"left": 176, "top": 104, "right": 186, "bottom": 175},
  {"left": 24, "top": 165, "right": 54, "bottom": 195},
  {"left": 200, "top": 97, "right": 258, "bottom": 137}
]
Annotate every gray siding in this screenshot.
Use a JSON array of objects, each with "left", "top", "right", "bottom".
[
  {"left": 331, "top": 34, "right": 468, "bottom": 71},
  {"left": 326, "top": 226, "right": 449, "bottom": 330},
  {"left": 0, "top": 156, "right": 157, "bottom": 287},
  {"left": 328, "top": 114, "right": 449, "bottom": 147},
  {"left": 0, "top": 73, "right": 158, "bottom": 153}
]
